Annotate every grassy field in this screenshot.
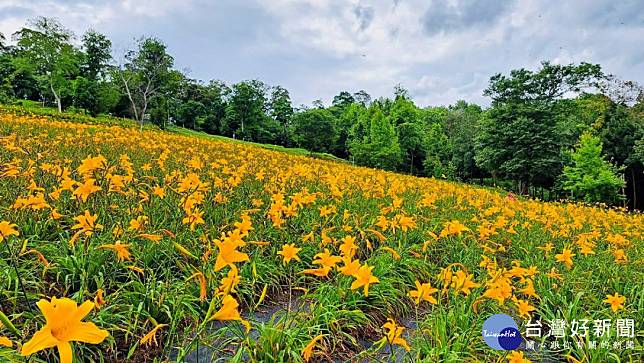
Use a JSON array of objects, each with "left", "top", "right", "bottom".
[{"left": 0, "top": 106, "right": 642, "bottom": 362}]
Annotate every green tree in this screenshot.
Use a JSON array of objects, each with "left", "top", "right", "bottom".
[
  {"left": 332, "top": 91, "right": 355, "bottom": 110},
  {"left": 389, "top": 96, "right": 422, "bottom": 173},
  {"left": 349, "top": 105, "right": 402, "bottom": 170},
  {"left": 71, "top": 76, "right": 99, "bottom": 114},
  {"left": 562, "top": 132, "right": 624, "bottom": 204},
  {"left": 477, "top": 61, "right": 604, "bottom": 194},
  {"left": 353, "top": 90, "right": 371, "bottom": 106},
  {"left": 634, "top": 137, "right": 644, "bottom": 166},
  {"left": 269, "top": 85, "right": 293, "bottom": 145},
  {"left": 423, "top": 123, "right": 454, "bottom": 178},
  {"left": 117, "top": 37, "right": 174, "bottom": 127},
  {"left": 81, "top": 30, "right": 112, "bottom": 80},
  {"left": 13, "top": 17, "right": 79, "bottom": 112},
  {"left": 200, "top": 80, "right": 229, "bottom": 134},
  {"left": 334, "top": 102, "right": 365, "bottom": 158},
  {"left": 178, "top": 99, "right": 206, "bottom": 130},
  {"left": 445, "top": 101, "right": 484, "bottom": 180},
  {"left": 223, "top": 80, "right": 271, "bottom": 141},
  {"left": 289, "top": 108, "right": 338, "bottom": 153},
  {"left": 398, "top": 122, "right": 425, "bottom": 174},
  {"left": 595, "top": 101, "right": 644, "bottom": 208}
]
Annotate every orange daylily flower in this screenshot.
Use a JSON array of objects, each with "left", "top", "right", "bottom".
[{"left": 21, "top": 297, "right": 109, "bottom": 363}]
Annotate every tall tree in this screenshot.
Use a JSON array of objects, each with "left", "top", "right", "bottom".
[
  {"left": 477, "top": 61, "right": 604, "bottom": 194},
  {"left": 289, "top": 108, "right": 338, "bottom": 153},
  {"left": 332, "top": 91, "right": 355, "bottom": 109},
  {"left": 445, "top": 101, "right": 484, "bottom": 180},
  {"left": 81, "top": 30, "right": 112, "bottom": 80},
  {"left": 117, "top": 37, "right": 174, "bottom": 127},
  {"left": 349, "top": 105, "right": 402, "bottom": 170},
  {"left": 269, "top": 85, "right": 293, "bottom": 145},
  {"left": 223, "top": 80, "right": 271, "bottom": 141},
  {"left": 423, "top": 122, "right": 453, "bottom": 178},
  {"left": 13, "top": 17, "right": 79, "bottom": 112},
  {"left": 562, "top": 132, "right": 624, "bottom": 204},
  {"left": 353, "top": 90, "right": 371, "bottom": 106}
]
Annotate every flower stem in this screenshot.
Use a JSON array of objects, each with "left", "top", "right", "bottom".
[{"left": 4, "top": 239, "right": 33, "bottom": 313}]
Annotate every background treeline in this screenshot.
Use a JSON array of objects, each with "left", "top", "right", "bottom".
[{"left": 1, "top": 17, "right": 643, "bottom": 209}]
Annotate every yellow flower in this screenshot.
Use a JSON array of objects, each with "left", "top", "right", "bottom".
[
  {"left": 0, "top": 320, "right": 11, "bottom": 347},
  {"left": 302, "top": 266, "right": 332, "bottom": 277},
  {"left": 555, "top": 248, "right": 575, "bottom": 269},
  {"left": 380, "top": 246, "right": 401, "bottom": 260},
  {"left": 612, "top": 249, "right": 628, "bottom": 264},
  {"left": 77, "top": 155, "right": 107, "bottom": 177},
  {"left": 21, "top": 297, "right": 109, "bottom": 363},
  {"left": 513, "top": 298, "right": 536, "bottom": 318},
  {"left": 210, "top": 295, "right": 250, "bottom": 332},
  {"left": 301, "top": 334, "right": 324, "bottom": 362},
  {"left": 439, "top": 220, "right": 469, "bottom": 238},
  {"left": 507, "top": 350, "right": 531, "bottom": 363},
  {"left": 182, "top": 208, "right": 205, "bottom": 231},
  {"left": 187, "top": 272, "right": 207, "bottom": 301},
  {"left": 350, "top": 263, "right": 380, "bottom": 297},
  {"left": 450, "top": 270, "right": 480, "bottom": 295},
  {"left": 218, "top": 268, "right": 240, "bottom": 296},
  {"left": 545, "top": 267, "right": 562, "bottom": 280},
  {"left": 128, "top": 216, "right": 148, "bottom": 232},
  {"left": 277, "top": 243, "right": 302, "bottom": 265},
  {"left": 233, "top": 215, "right": 253, "bottom": 237},
  {"left": 71, "top": 210, "right": 103, "bottom": 236},
  {"left": 73, "top": 178, "right": 102, "bottom": 202},
  {"left": 536, "top": 242, "right": 553, "bottom": 255},
  {"left": 338, "top": 236, "right": 358, "bottom": 259},
  {"left": 0, "top": 335, "right": 11, "bottom": 347},
  {"left": 152, "top": 185, "right": 165, "bottom": 198},
  {"left": 603, "top": 292, "right": 625, "bottom": 312},
  {"left": 98, "top": 241, "right": 131, "bottom": 262},
  {"left": 408, "top": 280, "right": 438, "bottom": 305},
  {"left": 382, "top": 318, "right": 410, "bottom": 351},
  {"left": 214, "top": 237, "right": 249, "bottom": 272},
  {"left": 312, "top": 248, "right": 342, "bottom": 270},
  {"left": 337, "top": 257, "right": 361, "bottom": 276},
  {"left": 140, "top": 323, "right": 168, "bottom": 346},
  {"left": 0, "top": 221, "right": 19, "bottom": 242},
  {"left": 137, "top": 233, "right": 163, "bottom": 243}
]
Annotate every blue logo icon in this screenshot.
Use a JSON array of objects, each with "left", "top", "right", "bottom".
[{"left": 482, "top": 314, "right": 522, "bottom": 350}]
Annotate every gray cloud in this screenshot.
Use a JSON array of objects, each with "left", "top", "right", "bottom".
[
  {"left": 0, "top": 0, "right": 642, "bottom": 108},
  {"left": 422, "top": 0, "right": 515, "bottom": 35},
  {"left": 353, "top": 4, "right": 374, "bottom": 31}
]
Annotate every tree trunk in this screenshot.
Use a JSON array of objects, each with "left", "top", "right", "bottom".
[
  {"left": 632, "top": 169, "right": 637, "bottom": 210},
  {"left": 410, "top": 153, "right": 414, "bottom": 175},
  {"left": 50, "top": 83, "right": 61, "bottom": 113},
  {"left": 518, "top": 180, "right": 529, "bottom": 195},
  {"left": 119, "top": 72, "right": 139, "bottom": 123}
]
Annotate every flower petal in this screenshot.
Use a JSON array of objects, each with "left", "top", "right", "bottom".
[
  {"left": 21, "top": 327, "right": 59, "bottom": 356},
  {"left": 57, "top": 342, "right": 73, "bottom": 363},
  {"left": 67, "top": 322, "right": 109, "bottom": 344},
  {"left": 0, "top": 336, "right": 12, "bottom": 347},
  {"left": 36, "top": 299, "right": 55, "bottom": 323},
  {"left": 72, "top": 300, "right": 95, "bottom": 322}
]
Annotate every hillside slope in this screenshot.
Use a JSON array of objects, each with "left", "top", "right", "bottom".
[{"left": 0, "top": 109, "right": 642, "bottom": 362}]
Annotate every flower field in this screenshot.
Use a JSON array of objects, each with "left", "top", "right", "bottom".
[{"left": 0, "top": 108, "right": 642, "bottom": 362}]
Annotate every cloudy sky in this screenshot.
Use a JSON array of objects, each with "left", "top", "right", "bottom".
[{"left": 1, "top": 0, "right": 643, "bottom": 107}]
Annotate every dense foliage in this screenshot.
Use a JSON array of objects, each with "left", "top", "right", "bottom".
[{"left": 0, "top": 18, "right": 643, "bottom": 209}]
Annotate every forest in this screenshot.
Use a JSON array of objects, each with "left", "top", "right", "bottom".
[{"left": 1, "top": 17, "right": 643, "bottom": 209}]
